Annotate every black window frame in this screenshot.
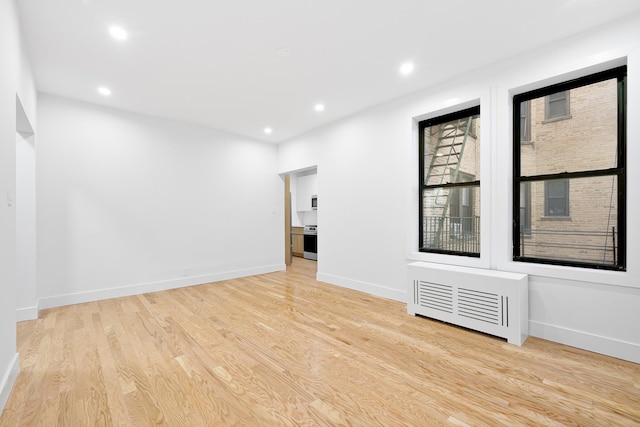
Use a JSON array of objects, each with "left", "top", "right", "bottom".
[
  {"left": 513, "top": 66, "right": 626, "bottom": 271},
  {"left": 419, "top": 105, "right": 480, "bottom": 257}
]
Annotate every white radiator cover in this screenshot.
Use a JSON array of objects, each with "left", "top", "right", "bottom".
[{"left": 407, "top": 262, "right": 528, "bottom": 345}]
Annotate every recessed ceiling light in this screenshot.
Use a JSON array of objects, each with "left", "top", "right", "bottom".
[
  {"left": 314, "top": 104, "right": 325, "bottom": 112},
  {"left": 399, "top": 62, "right": 414, "bottom": 76},
  {"left": 264, "top": 127, "right": 273, "bottom": 134},
  {"left": 109, "top": 25, "right": 128, "bottom": 41},
  {"left": 97, "top": 86, "right": 111, "bottom": 96}
]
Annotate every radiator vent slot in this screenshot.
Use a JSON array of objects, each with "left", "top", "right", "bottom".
[
  {"left": 408, "top": 262, "right": 528, "bottom": 345},
  {"left": 416, "top": 281, "right": 453, "bottom": 313},
  {"left": 458, "top": 288, "right": 502, "bottom": 326}
]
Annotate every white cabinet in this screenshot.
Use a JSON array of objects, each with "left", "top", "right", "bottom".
[{"left": 296, "top": 173, "right": 317, "bottom": 211}]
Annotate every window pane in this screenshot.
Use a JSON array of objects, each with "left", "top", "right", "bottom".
[
  {"left": 546, "top": 179, "right": 566, "bottom": 197},
  {"left": 520, "top": 182, "right": 531, "bottom": 233},
  {"left": 514, "top": 66, "right": 625, "bottom": 271},
  {"left": 422, "top": 185, "right": 480, "bottom": 254},
  {"left": 517, "top": 176, "right": 618, "bottom": 266},
  {"left": 420, "top": 107, "right": 480, "bottom": 256},
  {"left": 521, "top": 78, "right": 618, "bottom": 176},
  {"left": 548, "top": 100, "right": 566, "bottom": 117},
  {"left": 547, "top": 91, "right": 568, "bottom": 118},
  {"left": 423, "top": 115, "right": 480, "bottom": 186},
  {"left": 545, "top": 179, "right": 569, "bottom": 216},
  {"left": 546, "top": 198, "right": 567, "bottom": 216},
  {"left": 520, "top": 100, "right": 531, "bottom": 141},
  {"left": 548, "top": 92, "right": 565, "bottom": 102}
]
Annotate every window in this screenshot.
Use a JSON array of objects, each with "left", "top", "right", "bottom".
[
  {"left": 520, "top": 100, "right": 531, "bottom": 141},
  {"left": 419, "top": 106, "right": 480, "bottom": 256},
  {"left": 545, "top": 90, "right": 570, "bottom": 120},
  {"left": 513, "top": 66, "right": 626, "bottom": 270},
  {"left": 544, "top": 179, "right": 569, "bottom": 216},
  {"left": 519, "top": 182, "right": 531, "bottom": 234}
]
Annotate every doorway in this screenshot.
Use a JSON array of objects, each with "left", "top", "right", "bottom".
[
  {"left": 16, "top": 96, "right": 37, "bottom": 321},
  {"left": 282, "top": 166, "right": 318, "bottom": 270}
]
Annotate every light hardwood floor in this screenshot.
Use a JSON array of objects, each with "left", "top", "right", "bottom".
[{"left": 1, "top": 258, "right": 639, "bottom": 426}]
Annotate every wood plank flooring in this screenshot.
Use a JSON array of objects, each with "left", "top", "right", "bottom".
[{"left": 1, "top": 257, "right": 639, "bottom": 426}]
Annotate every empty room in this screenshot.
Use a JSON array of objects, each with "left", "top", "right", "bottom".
[{"left": 1, "top": 0, "right": 640, "bottom": 425}]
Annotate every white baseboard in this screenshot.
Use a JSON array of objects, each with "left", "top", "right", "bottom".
[
  {"left": 39, "top": 264, "right": 286, "bottom": 310},
  {"left": 316, "top": 272, "right": 406, "bottom": 302},
  {"left": 16, "top": 304, "right": 39, "bottom": 322},
  {"left": 0, "top": 353, "right": 19, "bottom": 416},
  {"left": 530, "top": 320, "right": 640, "bottom": 364}
]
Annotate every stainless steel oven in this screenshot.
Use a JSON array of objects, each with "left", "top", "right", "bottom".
[{"left": 303, "top": 225, "right": 317, "bottom": 260}]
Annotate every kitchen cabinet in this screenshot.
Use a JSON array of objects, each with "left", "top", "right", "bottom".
[
  {"left": 296, "top": 173, "right": 318, "bottom": 211},
  {"left": 292, "top": 227, "right": 304, "bottom": 257}
]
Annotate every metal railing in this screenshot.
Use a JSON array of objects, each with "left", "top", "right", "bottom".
[
  {"left": 520, "top": 226, "right": 617, "bottom": 265},
  {"left": 423, "top": 216, "right": 480, "bottom": 254}
]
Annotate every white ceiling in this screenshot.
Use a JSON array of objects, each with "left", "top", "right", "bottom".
[{"left": 17, "top": 0, "right": 640, "bottom": 143}]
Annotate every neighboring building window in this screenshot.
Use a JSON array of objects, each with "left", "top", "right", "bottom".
[
  {"left": 419, "top": 106, "right": 480, "bottom": 257},
  {"left": 545, "top": 90, "right": 570, "bottom": 120},
  {"left": 513, "top": 66, "right": 626, "bottom": 270},
  {"left": 544, "top": 179, "right": 569, "bottom": 216},
  {"left": 519, "top": 182, "right": 531, "bottom": 234},
  {"left": 520, "top": 100, "right": 531, "bottom": 142},
  {"left": 449, "top": 172, "right": 476, "bottom": 238}
]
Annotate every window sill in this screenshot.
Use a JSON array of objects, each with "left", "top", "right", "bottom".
[
  {"left": 540, "top": 215, "right": 571, "bottom": 221},
  {"left": 408, "top": 251, "right": 489, "bottom": 270},
  {"left": 498, "top": 258, "right": 635, "bottom": 289},
  {"left": 542, "top": 114, "right": 572, "bottom": 124}
]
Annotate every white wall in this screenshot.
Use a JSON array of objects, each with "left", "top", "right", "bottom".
[
  {"left": 16, "top": 130, "right": 37, "bottom": 320},
  {"left": 37, "top": 94, "right": 284, "bottom": 308},
  {"left": 277, "top": 12, "right": 640, "bottom": 363},
  {"left": 0, "top": 0, "right": 36, "bottom": 414}
]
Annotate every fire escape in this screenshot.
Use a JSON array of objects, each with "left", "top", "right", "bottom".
[{"left": 424, "top": 117, "right": 473, "bottom": 248}]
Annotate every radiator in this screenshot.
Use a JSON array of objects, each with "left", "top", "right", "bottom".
[{"left": 407, "top": 262, "right": 528, "bottom": 345}]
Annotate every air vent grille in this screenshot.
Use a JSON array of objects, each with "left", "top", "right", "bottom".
[
  {"left": 416, "top": 280, "right": 453, "bottom": 313},
  {"left": 458, "top": 288, "right": 502, "bottom": 325}
]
